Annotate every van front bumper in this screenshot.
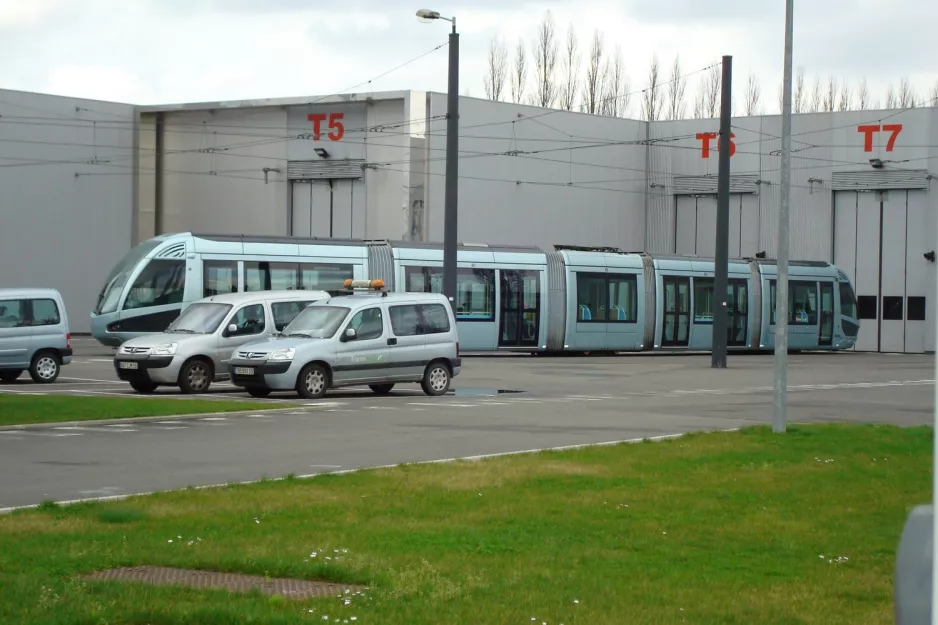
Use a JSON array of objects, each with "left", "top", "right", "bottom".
[
  {"left": 113, "top": 354, "right": 179, "bottom": 384},
  {"left": 228, "top": 358, "right": 296, "bottom": 390}
]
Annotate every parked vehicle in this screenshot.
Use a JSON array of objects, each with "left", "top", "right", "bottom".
[
  {"left": 0, "top": 288, "right": 72, "bottom": 383},
  {"left": 113, "top": 290, "right": 329, "bottom": 393},
  {"left": 227, "top": 280, "right": 461, "bottom": 399}
]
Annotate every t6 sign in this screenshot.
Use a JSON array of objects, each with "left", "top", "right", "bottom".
[{"left": 695, "top": 132, "right": 736, "bottom": 158}]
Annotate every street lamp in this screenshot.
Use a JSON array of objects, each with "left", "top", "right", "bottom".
[{"left": 416, "top": 8, "right": 458, "bottom": 310}]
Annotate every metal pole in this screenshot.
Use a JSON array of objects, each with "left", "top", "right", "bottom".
[
  {"left": 773, "top": 0, "right": 794, "bottom": 433},
  {"left": 442, "top": 21, "right": 459, "bottom": 309},
  {"left": 711, "top": 55, "right": 732, "bottom": 369}
]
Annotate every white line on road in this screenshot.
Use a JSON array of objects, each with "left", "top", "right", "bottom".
[
  {"left": 198, "top": 417, "right": 228, "bottom": 421},
  {"left": 59, "top": 377, "right": 126, "bottom": 384}
]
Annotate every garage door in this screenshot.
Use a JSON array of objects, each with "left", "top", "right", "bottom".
[
  {"left": 290, "top": 179, "right": 357, "bottom": 238},
  {"left": 675, "top": 194, "right": 759, "bottom": 258},
  {"left": 833, "top": 189, "right": 931, "bottom": 353}
]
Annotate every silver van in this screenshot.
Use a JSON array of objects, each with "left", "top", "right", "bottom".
[
  {"left": 226, "top": 282, "right": 461, "bottom": 399},
  {"left": 113, "top": 289, "right": 330, "bottom": 394},
  {"left": 0, "top": 288, "right": 72, "bottom": 384}
]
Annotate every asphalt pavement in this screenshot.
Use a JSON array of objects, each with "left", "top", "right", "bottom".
[{"left": 0, "top": 337, "right": 932, "bottom": 510}]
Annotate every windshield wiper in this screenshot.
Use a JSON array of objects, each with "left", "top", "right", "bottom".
[
  {"left": 168, "top": 328, "right": 197, "bottom": 334},
  {"left": 286, "top": 332, "right": 314, "bottom": 338}
]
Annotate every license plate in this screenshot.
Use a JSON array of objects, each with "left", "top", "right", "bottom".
[
  {"left": 234, "top": 367, "right": 255, "bottom": 376},
  {"left": 119, "top": 361, "right": 138, "bottom": 370}
]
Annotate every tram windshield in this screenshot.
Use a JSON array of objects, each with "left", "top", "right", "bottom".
[
  {"left": 281, "top": 306, "right": 350, "bottom": 339},
  {"left": 839, "top": 281, "right": 858, "bottom": 319},
  {"left": 93, "top": 240, "right": 161, "bottom": 315},
  {"left": 165, "top": 303, "right": 232, "bottom": 334}
]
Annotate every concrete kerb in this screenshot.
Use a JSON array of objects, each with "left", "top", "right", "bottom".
[
  {"left": 0, "top": 406, "right": 322, "bottom": 432},
  {"left": 0, "top": 427, "right": 741, "bottom": 514}
]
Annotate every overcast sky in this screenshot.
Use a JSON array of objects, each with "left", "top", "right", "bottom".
[{"left": 0, "top": 0, "right": 935, "bottom": 115}]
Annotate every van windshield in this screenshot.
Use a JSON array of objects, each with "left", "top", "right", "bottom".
[
  {"left": 281, "top": 305, "right": 350, "bottom": 338},
  {"left": 166, "top": 303, "right": 232, "bottom": 334}
]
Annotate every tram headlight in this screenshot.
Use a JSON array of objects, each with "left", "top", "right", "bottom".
[{"left": 150, "top": 343, "right": 178, "bottom": 356}]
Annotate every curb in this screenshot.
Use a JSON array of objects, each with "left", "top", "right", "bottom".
[{"left": 0, "top": 406, "right": 321, "bottom": 431}]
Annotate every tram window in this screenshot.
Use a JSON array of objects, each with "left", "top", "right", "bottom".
[
  {"left": 838, "top": 283, "right": 858, "bottom": 319},
  {"left": 404, "top": 266, "right": 494, "bottom": 321},
  {"left": 789, "top": 281, "right": 817, "bottom": 325},
  {"left": 907, "top": 296, "right": 926, "bottom": 322},
  {"left": 857, "top": 296, "right": 877, "bottom": 320},
  {"left": 269, "top": 263, "right": 299, "bottom": 290},
  {"left": 123, "top": 259, "right": 186, "bottom": 310},
  {"left": 576, "top": 272, "right": 637, "bottom": 322},
  {"left": 694, "top": 278, "right": 714, "bottom": 323},
  {"left": 203, "top": 261, "right": 237, "bottom": 297},
  {"left": 300, "top": 263, "right": 354, "bottom": 291},
  {"left": 244, "top": 262, "right": 270, "bottom": 291},
  {"left": 882, "top": 296, "right": 903, "bottom": 321}
]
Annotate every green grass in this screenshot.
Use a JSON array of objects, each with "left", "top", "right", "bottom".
[
  {"left": 0, "top": 423, "right": 930, "bottom": 624},
  {"left": 0, "top": 395, "right": 277, "bottom": 426}
]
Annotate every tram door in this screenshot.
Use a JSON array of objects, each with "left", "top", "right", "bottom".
[
  {"left": 662, "top": 276, "right": 690, "bottom": 346},
  {"left": 498, "top": 270, "right": 540, "bottom": 348},
  {"left": 818, "top": 282, "right": 834, "bottom": 346},
  {"left": 727, "top": 279, "right": 748, "bottom": 346}
]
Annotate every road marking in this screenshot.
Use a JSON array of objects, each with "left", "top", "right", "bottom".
[
  {"left": 198, "top": 417, "right": 228, "bottom": 421},
  {"left": 59, "top": 377, "right": 126, "bottom": 384},
  {"left": 304, "top": 402, "right": 346, "bottom": 408},
  {"left": 309, "top": 464, "right": 343, "bottom": 469},
  {"left": 246, "top": 414, "right": 276, "bottom": 419},
  {"left": 155, "top": 420, "right": 186, "bottom": 424},
  {"left": 153, "top": 426, "right": 188, "bottom": 430}
]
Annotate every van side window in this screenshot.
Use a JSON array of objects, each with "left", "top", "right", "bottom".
[
  {"left": 271, "top": 301, "right": 313, "bottom": 332},
  {"left": 229, "top": 304, "right": 266, "bottom": 336},
  {"left": 389, "top": 304, "right": 422, "bottom": 336},
  {"left": 348, "top": 307, "right": 384, "bottom": 340},
  {"left": 421, "top": 303, "right": 451, "bottom": 334},
  {"left": 30, "top": 299, "right": 61, "bottom": 326},
  {"left": 0, "top": 299, "right": 27, "bottom": 328}
]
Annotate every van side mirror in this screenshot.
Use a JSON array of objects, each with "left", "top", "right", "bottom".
[
  {"left": 342, "top": 327, "right": 357, "bottom": 342},
  {"left": 226, "top": 323, "right": 238, "bottom": 336}
]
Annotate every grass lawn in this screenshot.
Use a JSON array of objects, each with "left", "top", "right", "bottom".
[
  {"left": 0, "top": 395, "right": 278, "bottom": 426},
  {"left": 0, "top": 423, "right": 930, "bottom": 624}
]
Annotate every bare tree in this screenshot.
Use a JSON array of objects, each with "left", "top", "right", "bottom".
[
  {"left": 809, "top": 75, "right": 822, "bottom": 112},
  {"left": 742, "top": 72, "right": 760, "bottom": 116},
  {"left": 704, "top": 62, "right": 720, "bottom": 118},
  {"left": 793, "top": 67, "right": 805, "bottom": 113},
  {"left": 557, "top": 24, "right": 580, "bottom": 111},
  {"left": 693, "top": 77, "right": 707, "bottom": 118},
  {"left": 483, "top": 34, "right": 508, "bottom": 101},
  {"left": 823, "top": 76, "right": 837, "bottom": 112},
  {"left": 665, "top": 55, "right": 687, "bottom": 120},
  {"left": 838, "top": 80, "right": 851, "bottom": 111},
  {"left": 510, "top": 38, "right": 527, "bottom": 104},
  {"left": 640, "top": 54, "right": 665, "bottom": 122},
  {"left": 857, "top": 77, "right": 870, "bottom": 110},
  {"left": 531, "top": 10, "right": 559, "bottom": 108},
  {"left": 929, "top": 81, "right": 938, "bottom": 106},
  {"left": 885, "top": 83, "right": 897, "bottom": 108},
  {"left": 600, "top": 46, "right": 628, "bottom": 116},
  {"left": 898, "top": 77, "right": 916, "bottom": 107},
  {"left": 580, "top": 29, "right": 605, "bottom": 114}
]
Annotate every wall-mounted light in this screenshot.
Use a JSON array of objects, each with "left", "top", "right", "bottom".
[
  {"left": 869, "top": 158, "right": 884, "bottom": 169},
  {"left": 314, "top": 147, "right": 330, "bottom": 158},
  {"left": 755, "top": 251, "right": 767, "bottom": 259},
  {"left": 925, "top": 251, "right": 936, "bottom": 263}
]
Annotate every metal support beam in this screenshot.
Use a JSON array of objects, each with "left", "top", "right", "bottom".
[
  {"left": 442, "top": 24, "right": 459, "bottom": 310},
  {"left": 711, "top": 55, "right": 732, "bottom": 369}
]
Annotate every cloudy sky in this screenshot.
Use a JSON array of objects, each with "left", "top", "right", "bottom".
[{"left": 0, "top": 0, "right": 935, "bottom": 115}]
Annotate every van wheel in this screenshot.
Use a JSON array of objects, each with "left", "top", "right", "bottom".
[
  {"left": 246, "top": 387, "right": 271, "bottom": 398},
  {"left": 421, "top": 361, "right": 451, "bottom": 396},
  {"left": 296, "top": 364, "right": 328, "bottom": 399},
  {"left": 178, "top": 359, "right": 212, "bottom": 394},
  {"left": 29, "top": 351, "right": 60, "bottom": 384},
  {"left": 129, "top": 379, "right": 158, "bottom": 393},
  {"left": 369, "top": 383, "right": 395, "bottom": 395},
  {"left": 0, "top": 370, "right": 23, "bottom": 382}
]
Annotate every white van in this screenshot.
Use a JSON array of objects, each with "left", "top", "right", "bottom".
[
  {"left": 0, "top": 288, "right": 72, "bottom": 383},
  {"left": 226, "top": 280, "right": 461, "bottom": 399},
  {"left": 113, "top": 290, "right": 329, "bottom": 393}
]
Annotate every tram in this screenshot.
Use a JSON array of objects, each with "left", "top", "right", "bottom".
[{"left": 90, "top": 233, "right": 859, "bottom": 353}]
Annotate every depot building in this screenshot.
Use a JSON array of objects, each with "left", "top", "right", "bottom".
[{"left": 1, "top": 87, "right": 935, "bottom": 352}]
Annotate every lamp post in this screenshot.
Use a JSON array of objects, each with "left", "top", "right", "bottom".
[{"left": 416, "top": 8, "right": 459, "bottom": 309}]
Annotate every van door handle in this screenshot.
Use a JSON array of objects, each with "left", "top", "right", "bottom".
[{"left": 387, "top": 338, "right": 397, "bottom": 346}]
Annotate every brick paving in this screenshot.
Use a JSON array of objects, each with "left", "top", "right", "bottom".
[{"left": 82, "top": 565, "right": 366, "bottom": 600}]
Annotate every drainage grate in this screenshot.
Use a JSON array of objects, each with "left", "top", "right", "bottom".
[{"left": 82, "top": 566, "right": 366, "bottom": 600}]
